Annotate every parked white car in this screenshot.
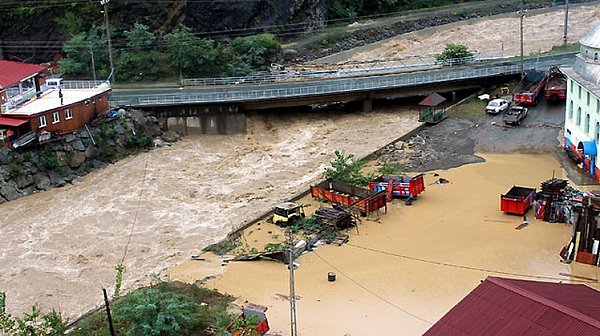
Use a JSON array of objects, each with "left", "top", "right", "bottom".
[{"left": 485, "top": 98, "right": 511, "bottom": 114}]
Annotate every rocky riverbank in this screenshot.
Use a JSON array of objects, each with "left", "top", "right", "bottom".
[{"left": 0, "top": 109, "right": 179, "bottom": 203}]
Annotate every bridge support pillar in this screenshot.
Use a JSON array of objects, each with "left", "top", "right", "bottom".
[
  {"left": 159, "top": 117, "right": 168, "bottom": 131},
  {"left": 362, "top": 98, "right": 373, "bottom": 113}
]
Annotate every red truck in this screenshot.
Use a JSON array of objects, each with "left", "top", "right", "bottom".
[
  {"left": 311, "top": 179, "right": 387, "bottom": 215},
  {"left": 543, "top": 66, "right": 567, "bottom": 102},
  {"left": 367, "top": 174, "right": 425, "bottom": 201},
  {"left": 512, "top": 70, "right": 547, "bottom": 106},
  {"left": 500, "top": 186, "right": 536, "bottom": 215}
]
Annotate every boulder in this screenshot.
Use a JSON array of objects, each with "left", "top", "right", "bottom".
[
  {"left": 0, "top": 149, "right": 11, "bottom": 165},
  {"left": 1, "top": 182, "right": 20, "bottom": 201},
  {"left": 69, "top": 151, "right": 86, "bottom": 168},
  {"left": 162, "top": 130, "right": 180, "bottom": 143},
  {"left": 35, "top": 173, "right": 52, "bottom": 190},
  {"left": 72, "top": 139, "right": 86, "bottom": 151},
  {"left": 56, "top": 151, "right": 68, "bottom": 166},
  {"left": 84, "top": 145, "right": 96, "bottom": 158},
  {"left": 48, "top": 171, "right": 66, "bottom": 187},
  {"left": 16, "top": 174, "right": 34, "bottom": 189},
  {"left": 64, "top": 134, "right": 76, "bottom": 143}
]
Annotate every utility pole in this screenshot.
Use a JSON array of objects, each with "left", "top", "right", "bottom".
[
  {"left": 100, "top": 0, "right": 114, "bottom": 82},
  {"left": 102, "top": 288, "right": 116, "bottom": 336},
  {"left": 288, "top": 230, "right": 298, "bottom": 336},
  {"left": 519, "top": 8, "right": 526, "bottom": 78},
  {"left": 563, "top": 0, "right": 570, "bottom": 47}
]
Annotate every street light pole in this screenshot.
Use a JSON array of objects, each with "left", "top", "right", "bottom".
[
  {"left": 563, "top": 0, "right": 570, "bottom": 47},
  {"left": 100, "top": 0, "right": 114, "bottom": 82},
  {"left": 287, "top": 230, "right": 298, "bottom": 336},
  {"left": 519, "top": 9, "right": 526, "bottom": 78}
]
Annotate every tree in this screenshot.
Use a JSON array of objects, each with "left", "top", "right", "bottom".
[
  {"left": 435, "top": 43, "right": 473, "bottom": 65},
  {"left": 163, "top": 25, "right": 218, "bottom": 77},
  {"left": 323, "top": 150, "right": 373, "bottom": 186},
  {"left": 59, "top": 26, "right": 110, "bottom": 79},
  {"left": 0, "top": 292, "right": 68, "bottom": 336},
  {"left": 229, "top": 34, "right": 281, "bottom": 74},
  {"left": 125, "top": 23, "right": 155, "bottom": 50}
]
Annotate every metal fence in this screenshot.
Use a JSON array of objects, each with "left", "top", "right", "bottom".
[
  {"left": 62, "top": 80, "right": 109, "bottom": 90},
  {"left": 112, "top": 53, "right": 576, "bottom": 107}
]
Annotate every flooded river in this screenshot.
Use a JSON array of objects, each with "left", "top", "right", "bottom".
[
  {"left": 170, "top": 153, "right": 600, "bottom": 336},
  {"left": 0, "top": 106, "right": 420, "bottom": 318}
]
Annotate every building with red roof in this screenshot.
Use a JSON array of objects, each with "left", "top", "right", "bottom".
[
  {"left": 0, "top": 60, "right": 110, "bottom": 148},
  {"left": 424, "top": 277, "right": 600, "bottom": 336}
]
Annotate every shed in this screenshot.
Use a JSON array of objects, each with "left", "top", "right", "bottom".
[
  {"left": 423, "top": 276, "right": 600, "bottom": 336},
  {"left": 418, "top": 92, "right": 447, "bottom": 124}
]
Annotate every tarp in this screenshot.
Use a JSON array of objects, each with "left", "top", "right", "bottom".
[
  {"left": 0, "top": 116, "right": 28, "bottom": 127},
  {"left": 578, "top": 141, "right": 597, "bottom": 157}
]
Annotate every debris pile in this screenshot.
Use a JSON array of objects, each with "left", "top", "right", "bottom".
[
  {"left": 560, "top": 191, "right": 600, "bottom": 266},
  {"left": 534, "top": 178, "right": 570, "bottom": 222}
]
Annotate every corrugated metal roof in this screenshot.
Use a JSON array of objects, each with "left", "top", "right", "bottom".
[
  {"left": 0, "top": 117, "right": 28, "bottom": 127},
  {"left": 0, "top": 60, "right": 47, "bottom": 90},
  {"left": 580, "top": 22, "right": 600, "bottom": 49},
  {"left": 423, "top": 277, "right": 600, "bottom": 336}
]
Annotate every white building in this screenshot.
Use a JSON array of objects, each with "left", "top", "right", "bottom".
[{"left": 563, "top": 22, "right": 600, "bottom": 182}]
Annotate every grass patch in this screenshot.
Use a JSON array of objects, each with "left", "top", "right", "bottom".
[{"left": 450, "top": 96, "right": 487, "bottom": 118}]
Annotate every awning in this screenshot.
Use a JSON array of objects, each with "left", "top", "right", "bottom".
[
  {"left": 578, "top": 141, "right": 598, "bottom": 157},
  {"left": 0, "top": 117, "right": 29, "bottom": 127}
]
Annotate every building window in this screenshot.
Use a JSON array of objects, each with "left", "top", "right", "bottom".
[
  {"left": 587, "top": 92, "right": 591, "bottom": 106},
  {"left": 569, "top": 100, "right": 574, "bottom": 119},
  {"left": 39, "top": 115, "right": 47, "bottom": 127},
  {"left": 52, "top": 111, "right": 60, "bottom": 124},
  {"left": 98, "top": 95, "right": 103, "bottom": 101},
  {"left": 595, "top": 53, "right": 599, "bottom": 61},
  {"left": 84, "top": 99, "right": 91, "bottom": 106},
  {"left": 585, "top": 113, "right": 591, "bottom": 133},
  {"left": 596, "top": 122, "right": 600, "bottom": 143},
  {"left": 65, "top": 108, "right": 73, "bottom": 120},
  {"left": 579, "top": 85, "right": 582, "bottom": 99},
  {"left": 597, "top": 99, "right": 600, "bottom": 115},
  {"left": 577, "top": 107, "right": 582, "bottom": 126},
  {"left": 570, "top": 80, "right": 573, "bottom": 93}
]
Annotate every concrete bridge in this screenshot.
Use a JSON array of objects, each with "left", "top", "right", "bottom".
[{"left": 110, "top": 53, "right": 576, "bottom": 134}]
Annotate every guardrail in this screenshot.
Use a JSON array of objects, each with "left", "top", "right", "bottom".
[
  {"left": 112, "top": 54, "right": 575, "bottom": 108},
  {"left": 62, "top": 80, "right": 109, "bottom": 90}
]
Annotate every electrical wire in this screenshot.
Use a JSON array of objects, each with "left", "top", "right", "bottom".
[
  {"left": 119, "top": 154, "right": 150, "bottom": 265},
  {"left": 347, "top": 243, "right": 599, "bottom": 284},
  {"left": 312, "top": 251, "right": 433, "bottom": 325}
]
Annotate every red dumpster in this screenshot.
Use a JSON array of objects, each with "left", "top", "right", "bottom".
[{"left": 500, "top": 186, "right": 536, "bottom": 215}]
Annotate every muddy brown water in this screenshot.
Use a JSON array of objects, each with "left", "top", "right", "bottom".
[
  {"left": 0, "top": 107, "right": 420, "bottom": 319},
  {"left": 169, "top": 153, "right": 600, "bottom": 336}
]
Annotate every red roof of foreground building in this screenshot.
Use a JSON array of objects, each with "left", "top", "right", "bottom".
[
  {"left": 0, "top": 60, "right": 47, "bottom": 90},
  {"left": 423, "top": 277, "right": 600, "bottom": 336}
]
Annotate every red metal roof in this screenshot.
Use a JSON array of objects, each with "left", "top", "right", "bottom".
[
  {"left": 419, "top": 92, "right": 446, "bottom": 107},
  {"left": 423, "top": 277, "right": 600, "bottom": 336},
  {"left": 0, "top": 60, "right": 47, "bottom": 90},
  {"left": 0, "top": 117, "right": 29, "bottom": 127}
]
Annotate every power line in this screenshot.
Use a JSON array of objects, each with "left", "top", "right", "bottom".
[
  {"left": 312, "top": 251, "right": 433, "bottom": 325},
  {"left": 120, "top": 154, "right": 150, "bottom": 265},
  {"left": 347, "top": 243, "right": 599, "bottom": 284}
]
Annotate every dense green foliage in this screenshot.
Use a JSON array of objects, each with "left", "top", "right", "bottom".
[
  {"left": 59, "top": 20, "right": 282, "bottom": 82},
  {"left": 69, "top": 282, "right": 235, "bottom": 336},
  {"left": 323, "top": 150, "right": 374, "bottom": 186},
  {"left": 435, "top": 43, "right": 474, "bottom": 65}
]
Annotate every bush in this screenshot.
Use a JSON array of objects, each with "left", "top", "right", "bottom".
[
  {"left": 69, "top": 282, "right": 235, "bottom": 336},
  {"left": 323, "top": 150, "right": 374, "bottom": 186},
  {"left": 435, "top": 43, "right": 474, "bottom": 65}
]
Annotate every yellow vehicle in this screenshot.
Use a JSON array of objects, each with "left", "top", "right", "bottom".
[{"left": 272, "top": 202, "right": 305, "bottom": 227}]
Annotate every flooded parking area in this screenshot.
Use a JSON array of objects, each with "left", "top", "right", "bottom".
[{"left": 169, "top": 153, "right": 600, "bottom": 336}]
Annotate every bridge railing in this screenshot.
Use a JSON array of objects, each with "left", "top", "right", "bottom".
[
  {"left": 112, "top": 53, "right": 576, "bottom": 107},
  {"left": 62, "top": 80, "right": 110, "bottom": 90}
]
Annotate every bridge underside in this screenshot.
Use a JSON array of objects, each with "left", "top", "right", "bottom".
[{"left": 138, "top": 74, "right": 517, "bottom": 134}]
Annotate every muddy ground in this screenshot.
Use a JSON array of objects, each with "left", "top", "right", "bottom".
[{"left": 375, "top": 98, "right": 565, "bottom": 173}]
